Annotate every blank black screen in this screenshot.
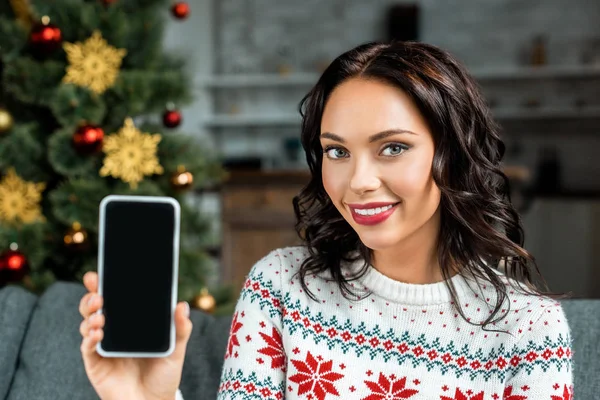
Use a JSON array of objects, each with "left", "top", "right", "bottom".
[{"left": 101, "top": 200, "right": 176, "bottom": 353}]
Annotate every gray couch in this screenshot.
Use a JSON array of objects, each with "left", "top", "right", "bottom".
[{"left": 1, "top": 282, "right": 599, "bottom": 399}]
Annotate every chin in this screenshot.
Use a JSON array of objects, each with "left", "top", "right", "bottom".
[{"left": 355, "top": 229, "right": 404, "bottom": 251}]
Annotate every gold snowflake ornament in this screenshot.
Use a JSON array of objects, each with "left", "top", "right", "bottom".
[
  {"left": 62, "top": 30, "right": 127, "bottom": 94},
  {"left": 100, "top": 118, "right": 164, "bottom": 188},
  {"left": 0, "top": 168, "right": 46, "bottom": 225}
]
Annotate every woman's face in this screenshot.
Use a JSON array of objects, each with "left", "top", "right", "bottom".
[{"left": 320, "top": 77, "right": 441, "bottom": 251}]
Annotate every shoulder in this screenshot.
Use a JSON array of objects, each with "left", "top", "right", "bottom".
[
  {"left": 519, "top": 295, "right": 571, "bottom": 341},
  {"left": 244, "top": 246, "right": 310, "bottom": 289},
  {"left": 464, "top": 271, "right": 571, "bottom": 341},
  {"left": 500, "top": 273, "right": 568, "bottom": 321},
  {"left": 500, "top": 278, "right": 571, "bottom": 342},
  {"left": 502, "top": 291, "right": 573, "bottom": 381},
  {"left": 248, "top": 246, "right": 309, "bottom": 274},
  {"left": 234, "top": 247, "right": 309, "bottom": 325}
]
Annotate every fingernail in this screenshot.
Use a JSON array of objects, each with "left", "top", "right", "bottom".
[
  {"left": 184, "top": 302, "right": 190, "bottom": 318},
  {"left": 88, "top": 295, "right": 95, "bottom": 306}
]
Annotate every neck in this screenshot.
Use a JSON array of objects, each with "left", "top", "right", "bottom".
[{"left": 370, "top": 206, "right": 449, "bottom": 284}]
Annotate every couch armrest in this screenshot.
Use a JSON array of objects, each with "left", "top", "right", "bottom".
[{"left": 0, "top": 285, "right": 38, "bottom": 399}]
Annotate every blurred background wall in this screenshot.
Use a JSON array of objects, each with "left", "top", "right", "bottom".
[{"left": 164, "top": 0, "right": 600, "bottom": 298}]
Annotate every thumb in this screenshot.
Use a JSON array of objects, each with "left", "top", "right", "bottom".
[{"left": 172, "top": 302, "right": 193, "bottom": 357}]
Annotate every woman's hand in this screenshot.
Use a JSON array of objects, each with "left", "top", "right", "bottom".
[{"left": 79, "top": 272, "right": 193, "bottom": 400}]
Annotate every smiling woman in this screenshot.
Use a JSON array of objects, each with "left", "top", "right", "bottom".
[
  {"left": 215, "top": 41, "right": 573, "bottom": 400},
  {"left": 295, "top": 41, "right": 553, "bottom": 303}
]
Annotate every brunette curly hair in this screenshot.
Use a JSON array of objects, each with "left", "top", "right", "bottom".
[{"left": 292, "top": 41, "right": 566, "bottom": 331}]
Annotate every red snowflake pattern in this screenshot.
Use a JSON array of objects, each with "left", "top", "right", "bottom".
[
  {"left": 257, "top": 327, "right": 286, "bottom": 369},
  {"left": 551, "top": 384, "right": 574, "bottom": 400},
  {"left": 361, "top": 373, "right": 419, "bottom": 400},
  {"left": 289, "top": 351, "right": 344, "bottom": 400},
  {"left": 225, "top": 311, "right": 242, "bottom": 358},
  {"left": 440, "top": 388, "right": 485, "bottom": 400},
  {"left": 502, "top": 385, "right": 527, "bottom": 400}
]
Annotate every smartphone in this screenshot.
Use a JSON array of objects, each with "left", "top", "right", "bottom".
[{"left": 96, "top": 195, "right": 180, "bottom": 358}]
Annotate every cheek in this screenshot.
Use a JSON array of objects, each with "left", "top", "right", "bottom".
[
  {"left": 386, "top": 157, "right": 434, "bottom": 196},
  {"left": 322, "top": 162, "right": 346, "bottom": 202}
]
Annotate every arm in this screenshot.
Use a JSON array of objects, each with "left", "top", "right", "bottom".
[
  {"left": 504, "top": 302, "right": 573, "bottom": 399},
  {"left": 217, "top": 249, "right": 286, "bottom": 399}
]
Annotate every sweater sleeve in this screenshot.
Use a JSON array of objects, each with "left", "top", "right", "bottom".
[
  {"left": 217, "top": 249, "right": 287, "bottom": 399},
  {"left": 504, "top": 302, "right": 573, "bottom": 399}
]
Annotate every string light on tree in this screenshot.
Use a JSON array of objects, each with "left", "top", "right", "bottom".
[
  {"left": 163, "top": 103, "right": 182, "bottom": 128},
  {"left": 170, "top": 165, "right": 194, "bottom": 190},
  {"left": 64, "top": 221, "right": 89, "bottom": 252},
  {"left": 171, "top": 1, "right": 190, "bottom": 20},
  {"left": 29, "top": 16, "right": 62, "bottom": 57},
  {"left": 0, "top": 108, "right": 14, "bottom": 135},
  {"left": 0, "top": 243, "right": 29, "bottom": 285},
  {"left": 72, "top": 123, "right": 104, "bottom": 155}
]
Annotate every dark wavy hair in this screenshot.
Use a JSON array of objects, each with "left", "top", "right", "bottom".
[{"left": 292, "top": 41, "right": 567, "bottom": 331}]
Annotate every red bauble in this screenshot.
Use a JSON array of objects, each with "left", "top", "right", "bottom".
[
  {"left": 72, "top": 124, "right": 104, "bottom": 154},
  {"left": 0, "top": 250, "right": 28, "bottom": 285},
  {"left": 171, "top": 2, "right": 190, "bottom": 19},
  {"left": 163, "top": 109, "right": 182, "bottom": 128},
  {"left": 101, "top": 0, "right": 118, "bottom": 5},
  {"left": 29, "top": 18, "right": 62, "bottom": 57}
]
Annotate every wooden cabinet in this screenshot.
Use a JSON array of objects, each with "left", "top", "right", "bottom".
[{"left": 220, "top": 170, "right": 310, "bottom": 292}]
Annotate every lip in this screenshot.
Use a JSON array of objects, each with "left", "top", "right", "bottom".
[{"left": 347, "top": 202, "right": 400, "bottom": 226}]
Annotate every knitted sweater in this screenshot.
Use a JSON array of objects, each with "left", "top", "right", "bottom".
[{"left": 215, "top": 246, "right": 573, "bottom": 400}]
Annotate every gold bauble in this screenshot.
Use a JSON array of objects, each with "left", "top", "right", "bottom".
[
  {"left": 0, "top": 108, "right": 14, "bottom": 134},
  {"left": 192, "top": 288, "right": 216, "bottom": 313},
  {"left": 170, "top": 165, "right": 194, "bottom": 190},
  {"left": 63, "top": 221, "right": 89, "bottom": 251}
]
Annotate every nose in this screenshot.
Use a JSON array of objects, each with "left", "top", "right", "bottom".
[{"left": 349, "top": 158, "right": 381, "bottom": 195}]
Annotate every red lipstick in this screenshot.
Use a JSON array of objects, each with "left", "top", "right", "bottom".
[{"left": 347, "top": 202, "right": 399, "bottom": 226}]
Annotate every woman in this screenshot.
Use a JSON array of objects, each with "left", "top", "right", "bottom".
[{"left": 79, "top": 41, "right": 573, "bottom": 399}]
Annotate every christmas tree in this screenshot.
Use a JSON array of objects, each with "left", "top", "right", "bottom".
[{"left": 0, "top": 0, "right": 232, "bottom": 313}]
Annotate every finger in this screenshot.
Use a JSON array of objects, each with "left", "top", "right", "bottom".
[
  {"left": 88, "top": 313, "right": 105, "bottom": 329},
  {"left": 79, "top": 293, "right": 93, "bottom": 318},
  {"left": 80, "top": 314, "right": 105, "bottom": 338},
  {"left": 175, "top": 302, "right": 193, "bottom": 342},
  {"left": 80, "top": 328, "right": 103, "bottom": 367},
  {"left": 79, "top": 293, "right": 103, "bottom": 319},
  {"left": 83, "top": 272, "right": 98, "bottom": 293},
  {"left": 79, "top": 318, "right": 88, "bottom": 338},
  {"left": 171, "top": 302, "right": 193, "bottom": 359}
]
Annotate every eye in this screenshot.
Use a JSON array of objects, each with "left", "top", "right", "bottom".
[
  {"left": 323, "top": 146, "right": 349, "bottom": 159},
  {"left": 381, "top": 143, "right": 408, "bottom": 157}
]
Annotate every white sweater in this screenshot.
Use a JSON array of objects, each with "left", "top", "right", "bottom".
[{"left": 207, "top": 246, "right": 572, "bottom": 399}]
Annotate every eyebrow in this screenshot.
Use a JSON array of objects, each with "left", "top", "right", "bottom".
[{"left": 320, "top": 129, "right": 417, "bottom": 144}]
